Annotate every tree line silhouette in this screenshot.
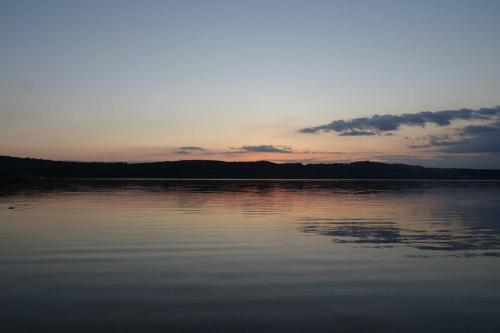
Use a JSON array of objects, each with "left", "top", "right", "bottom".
[{"left": 1, "top": 155, "right": 500, "bottom": 180}]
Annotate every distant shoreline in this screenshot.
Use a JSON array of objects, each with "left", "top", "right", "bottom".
[
  {"left": 5, "top": 177, "right": 500, "bottom": 182},
  {"left": 2, "top": 155, "right": 500, "bottom": 180}
]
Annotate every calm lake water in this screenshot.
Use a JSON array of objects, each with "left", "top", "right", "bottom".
[{"left": 1, "top": 180, "right": 500, "bottom": 332}]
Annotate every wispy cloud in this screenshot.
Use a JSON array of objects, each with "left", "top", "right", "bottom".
[
  {"left": 299, "top": 106, "right": 500, "bottom": 136},
  {"left": 410, "top": 121, "right": 500, "bottom": 154},
  {"left": 173, "top": 144, "right": 294, "bottom": 157},
  {"left": 174, "top": 146, "right": 207, "bottom": 155},
  {"left": 232, "top": 145, "right": 292, "bottom": 154},
  {"left": 408, "top": 134, "right": 463, "bottom": 149}
]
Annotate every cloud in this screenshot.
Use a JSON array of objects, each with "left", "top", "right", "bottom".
[
  {"left": 446, "top": 124, "right": 500, "bottom": 154},
  {"left": 172, "top": 145, "right": 294, "bottom": 157},
  {"left": 338, "top": 130, "right": 377, "bottom": 136},
  {"left": 408, "top": 134, "right": 465, "bottom": 149},
  {"left": 174, "top": 146, "right": 207, "bottom": 155},
  {"left": 409, "top": 122, "right": 500, "bottom": 154},
  {"left": 299, "top": 106, "right": 500, "bottom": 136},
  {"left": 461, "top": 123, "right": 499, "bottom": 135},
  {"left": 233, "top": 145, "right": 292, "bottom": 154}
]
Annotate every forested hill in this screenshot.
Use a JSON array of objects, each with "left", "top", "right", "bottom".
[{"left": 1, "top": 155, "right": 500, "bottom": 180}]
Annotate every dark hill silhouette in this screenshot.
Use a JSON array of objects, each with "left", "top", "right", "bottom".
[{"left": 1, "top": 155, "right": 499, "bottom": 180}]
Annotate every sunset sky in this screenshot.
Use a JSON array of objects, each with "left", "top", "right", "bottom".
[{"left": 1, "top": 0, "right": 500, "bottom": 168}]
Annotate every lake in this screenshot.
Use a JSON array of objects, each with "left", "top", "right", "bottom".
[{"left": 1, "top": 180, "right": 499, "bottom": 332}]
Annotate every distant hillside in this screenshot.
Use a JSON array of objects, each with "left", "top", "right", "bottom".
[{"left": 1, "top": 155, "right": 500, "bottom": 180}]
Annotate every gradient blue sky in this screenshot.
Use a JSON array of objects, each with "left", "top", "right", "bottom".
[{"left": 1, "top": 0, "right": 500, "bottom": 167}]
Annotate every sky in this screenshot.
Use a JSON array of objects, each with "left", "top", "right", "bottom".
[{"left": 1, "top": 0, "right": 500, "bottom": 168}]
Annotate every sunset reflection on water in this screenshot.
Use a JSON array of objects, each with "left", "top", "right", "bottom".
[{"left": 1, "top": 180, "right": 500, "bottom": 332}]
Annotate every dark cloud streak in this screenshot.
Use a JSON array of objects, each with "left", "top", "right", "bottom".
[
  {"left": 175, "top": 146, "right": 207, "bottom": 155},
  {"left": 235, "top": 145, "right": 292, "bottom": 153},
  {"left": 410, "top": 122, "right": 500, "bottom": 154}
]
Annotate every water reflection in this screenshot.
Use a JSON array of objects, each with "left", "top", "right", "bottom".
[
  {"left": 1, "top": 180, "right": 500, "bottom": 332},
  {"left": 295, "top": 181, "right": 500, "bottom": 256},
  {"left": 2, "top": 179, "right": 500, "bottom": 257},
  {"left": 300, "top": 218, "right": 500, "bottom": 255}
]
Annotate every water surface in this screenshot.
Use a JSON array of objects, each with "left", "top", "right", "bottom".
[{"left": 1, "top": 180, "right": 499, "bottom": 332}]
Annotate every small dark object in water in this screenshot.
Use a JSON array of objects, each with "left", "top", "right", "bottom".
[{"left": 8, "top": 206, "right": 14, "bottom": 209}]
